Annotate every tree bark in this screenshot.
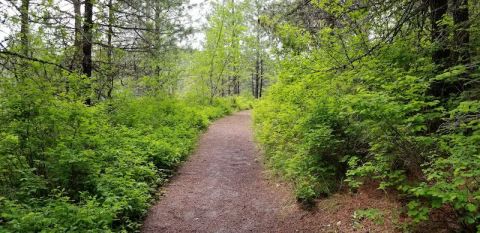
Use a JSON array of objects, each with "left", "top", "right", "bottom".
[
  {"left": 235, "top": 77, "right": 240, "bottom": 95},
  {"left": 20, "top": 0, "right": 30, "bottom": 56},
  {"left": 259, "top": 58, "right": 264, "bottom": 98},
  {"left": 230, "top": 0, "right": 240, "bottom": 96},
  {"left": 107, "top": 0, "right": 115, "bottom": 98},
  {"left": 254, "top": 58, "right": 260, "bottom": 98},
  {"left": 251, "top": 72, "right": 255, "bottom": 97},
  {"left": 71, "top": 0, "right": 82, "bottom": 70},
  {"left": 83, "top": 0, "right": 94, "bottom": 105},
  {"left": 82, "top": 0, "right": 93, "bottom": 78}
]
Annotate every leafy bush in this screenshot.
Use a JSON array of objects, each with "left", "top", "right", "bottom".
[
  {"left": 254, "top": 35, "right": 480, "bottom": 230},
  {"left": 0, "top": 78, "right": 242, "bottom": 232},
  {"left": 254, "top": 62, "right": 348, "bottom": 201}
]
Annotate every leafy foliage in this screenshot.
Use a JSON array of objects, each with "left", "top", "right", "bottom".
[
  {"left": 0, "top": 0, "right": 255, "bottom": 232},
  {"left": 0, "top": 74, "right": 246, "bottom": 232},
  {"left": 254, "top": 1, "right": 480, "bottom": 230}
]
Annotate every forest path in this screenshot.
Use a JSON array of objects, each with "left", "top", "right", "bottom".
[
  {"left": 141, "top": 110, "right": 397, "bottom": 233},
  {"left": 142, "top": 111, "right": 313, "bottom": 233}
]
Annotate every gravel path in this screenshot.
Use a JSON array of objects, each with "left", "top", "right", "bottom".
[
  {"left": 141, "top": 110, "right": 398, "bottom": 233},
  {"left": 142, "top": 110, "right": 299, "bottom": 233}
]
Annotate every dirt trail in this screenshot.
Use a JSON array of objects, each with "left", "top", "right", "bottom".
[{"left": 142, "top": 111, "right": 398, "bottom": 233}]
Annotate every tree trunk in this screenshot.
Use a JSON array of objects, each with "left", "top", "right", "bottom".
[
  {"left": 259, "top": 58, "right": 264, "bottom": 98},
  {"left": 252, "top": 4, "right": 262, "bottom": 99},
  {"left": 235, "top": 76, "right": 240, "bottom": 95},
  {"left": 107, "top": 0, "right": 114, "bottom": 98},
  {"left": 71, "top": 0, "right": 82, "bottom": 70},
  {"left": 251, "top": 72, "right": 255, "bottom": 97},
  {"left": 82, "top": 0, "right": 93, "bottom": 77},
  {"left": 82, "top": 0, "right": 94, "bottom": 105},
  {"left": 20, "top": 0, "right": 30, "bottom": 56},
  {"left": 231, "top": 0, "right": 240, "bottom": 96},
  {"left": 227, "top": 77, "right": 232, "bottom": 95},
  {"left": 254, "top": 58, "right": 260, "bottom": 98}
]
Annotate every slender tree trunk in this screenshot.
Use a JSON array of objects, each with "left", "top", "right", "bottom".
[
  {"left": 254, "top": 49, "right": 261, "bottom": 99},
  {"left": 82, "top": 0, "right": 93, "bottom": 77},
  {"left": 221, "top": 77, "right": 226, "bottom": 97},
  {"left": 235, "top": 76, "right": 240, "bottom": 95},
  {"left": 230, "top": 0, "right": 240, "bottom": 96},
  {"left": 253, "top": 73, "right": 256, "bottom": 97},
  {"left": 20, "top": 0, "right": 30, "bottom": 56},
  {"left": 259, "top": 58, "right": 264, "bottom": 98},
  {"left": 252, "top": 6, "right": 263, "bottom": 99},
  {"left": 82, "top": 0, "right": 94, "bottom": 105},
  {"left": 133, "top": 53, "right": 138, "bottom": 80},
  {"left": 71, "top": 0, "right": 82, "bottom": 70},
  {"left": 259, "top": 78, "right": 263, "bottom": 98},
  {"left": 107, "top": 0, "right": 114, "bottom": 98},
  {"left": 227, "top": 77, "right": 232, "bottom": 95},
  {"left": 251, "top": 72, "right": 255, "bottom": 97}
]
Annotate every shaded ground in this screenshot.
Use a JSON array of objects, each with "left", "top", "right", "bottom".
[{"left": 142, "top": 111, "right": 399, "bottom": 233}]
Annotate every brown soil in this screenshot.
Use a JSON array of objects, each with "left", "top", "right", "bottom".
[{"left": 142, "top": 111, "right": 400, "bottom": 233}]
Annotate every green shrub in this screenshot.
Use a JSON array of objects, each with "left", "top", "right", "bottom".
[
  {"left": 254, "top": 37, "right": 480, "bottom": 230},
  {"left": 0, "top": 78, "right": 240, "bottom": 232}
]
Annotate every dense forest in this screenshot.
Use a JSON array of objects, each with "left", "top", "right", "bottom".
[{"left": 0, "top": 0, "right": 479, "bottom": 232}]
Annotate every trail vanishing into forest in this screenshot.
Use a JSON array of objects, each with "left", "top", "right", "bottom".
[
  {"left": 142, "top": 110, "right": 292, "bottom": 232},
  {"left": 141, "top": 111, "right": 398, "bottom": 233},
  {"left": 141, "top": 111, "right": 311, "bottom": 232}
]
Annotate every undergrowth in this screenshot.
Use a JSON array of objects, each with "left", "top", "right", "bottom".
[
  {"left": 254, "top": 39, "right": 480, "bottom": 230},
  {"left": 0, "top": 83, "right": 250, "bottom": 232}
]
